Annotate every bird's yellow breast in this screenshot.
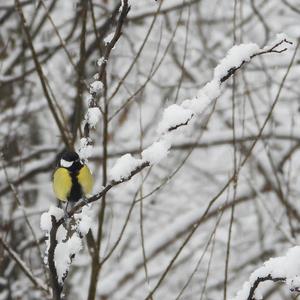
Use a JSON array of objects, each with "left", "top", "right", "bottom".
[
  {"left": 77, "top": 165, "right": 93, "bottom": 196},
  {"left": 52, "top": 165, "right": 93, "bottom": 202},
  {"left": 52, "top": 168, "right": 72, "bottom": 201}
]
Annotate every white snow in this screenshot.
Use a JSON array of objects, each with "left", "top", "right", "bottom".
[
  {"left": 49, "top": 206, "right": 64, "bottom": 220},
  {"left": 214, "top": 43, "right": 260, "bottom": 80},
  {"left": 56, "top": 226, "right": 67, "bottom": 243},
  {"left": 75, "top": 205, "right": 93, "bottom": 235},
  {"left": 157, "top": 104, "right": 194, "bottom": 135},
  {"left": 93, "top": 73, "right": 100, "bottom": 80},
  {"left": 55, "top": 234, "right": 82, "bottom": 284},
  {"left": 142, "top": 139, "right": 171, "bottom": 165},
  {"left": 87, "top": 94, "right": 94, "bottom": 106},
  {"left": 109, "top": 154, "right": 142, "bottom": 182},
  {"left": 55, "top": 242, "right": 70, "bottom": 283},
  {"left": 97, "top": 57, "right": 106, "bottom": 66},
  {"left": 89, "top": 80, "right": 103, "bottom": 95},
  {"left": 67, "top": 235, "right": 82, "bottom": 254},
  {"left": 40, "top": 206, "right": 64, "bottom": 231},
  {"left": 181, "top": 93, "right": 211, "bottom": 115},
  {"left": 85, "top": 107, "right": 101, "bottom": 128},
  {"left": 78, "top": 137, "right": 93, "bottom": 161},
  {"left": 202, "top": 80, "right": 221, "bottom": 99},
  {"left": 40, "top": 212, "right": 52, "bottom": 232}
]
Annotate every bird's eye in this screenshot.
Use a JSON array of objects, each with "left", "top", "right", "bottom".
[{"left": 60, "top": 159, "right": 73, "bottom": 168}]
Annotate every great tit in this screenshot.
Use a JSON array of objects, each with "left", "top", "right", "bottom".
[{"left": 52, "top": 151, "right": 93, "bottom": 206}]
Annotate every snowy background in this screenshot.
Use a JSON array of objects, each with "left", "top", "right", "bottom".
[{"left": 0, "top": 0, "right": 300, "bottom": 299}]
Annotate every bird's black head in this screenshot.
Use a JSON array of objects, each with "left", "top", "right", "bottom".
[{"left": 59, "top": 151, "right": 82, "bottom": 170}]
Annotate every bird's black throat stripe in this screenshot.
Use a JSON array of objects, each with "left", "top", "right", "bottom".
[{"left": 68, "top": 163, "right": 83, "bottom": 203}]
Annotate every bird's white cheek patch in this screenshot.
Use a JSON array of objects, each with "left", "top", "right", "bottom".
[{"left": 60, "top": 159, "right": 73, "bottom": 168}]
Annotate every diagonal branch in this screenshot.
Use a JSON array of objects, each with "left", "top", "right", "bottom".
[
  {"left": 220, "top": 39, "right": 292, "bottom": 82},
  {"left": 0, "top": 236, "right": 48, "bottom": 293},
  {"left": 98, "top": 0, "right": 131, "bottom": 82}
]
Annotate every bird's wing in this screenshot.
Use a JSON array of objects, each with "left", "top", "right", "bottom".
[
  {"left": 77, "top": 165, "right": 94, "bottom": 196},
  {"left": 52, "top": 168, "right": 72, "bottom": 201}
]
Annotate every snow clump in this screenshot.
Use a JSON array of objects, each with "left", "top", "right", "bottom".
[{"left": 109, "top": 154, "right": 142, "bottom": 182}]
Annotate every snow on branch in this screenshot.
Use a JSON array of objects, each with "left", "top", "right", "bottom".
[
  {"left": 215, "top": 43, "right": 260, "bottom": 80},
  {"left": 89, "top": 80, "right": 103, "bottom": 96},
  {"left": 40, "top": 206, "right": 93, "bottom": 298},
  {"left": 231, "top": 246, "right": 300, "bottom": 300},
  {"left": 220, "top": 36, "right": 292, "bottom": 83},
  {"left": 157, "top": 104, "right": 194, "bottom": 135},
  {"left": 105, "top": 37, "right": 292, "bottom": 185},
  {"left": 109, "top": 154, "right": 143, "bottom": 182},
  {"left": 40, "top": 206, "right": 64, "bottom": 232},
  {"left": 79, "top": 88, "right": 101, "bottom": 161},
  {"left": 79, "top": 0, "right": 131, "bottom": 162},
  {"left": 54, "top": 235, "right": 82, "bottom": 284},
  {"left": 142, "top": 139, "right": 171, "bottom": 165}
]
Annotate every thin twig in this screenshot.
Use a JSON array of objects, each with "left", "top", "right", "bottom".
[{"left": 247, "top": 275, "right": 286, "bottom": 300}]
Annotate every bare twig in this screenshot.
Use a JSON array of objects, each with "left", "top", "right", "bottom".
[{"left": 247, "top": 275, "right": 286, "bottom": 300}]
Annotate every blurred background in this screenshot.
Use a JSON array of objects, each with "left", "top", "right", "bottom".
[{"left": 0, "top": 0, "right": 300, "bottom": 299}]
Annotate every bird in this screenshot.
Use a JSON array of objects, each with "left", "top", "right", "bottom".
[{"left": 52, "top": 151, "right": 93, "bottom": 213}]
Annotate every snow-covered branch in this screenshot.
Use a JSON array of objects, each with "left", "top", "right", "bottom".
[
  {"left": 40, "top": 206, "right": 93, "bottom": 300},
  {"left": 231, "top": 246, "right": 300, "bottom": 300}
]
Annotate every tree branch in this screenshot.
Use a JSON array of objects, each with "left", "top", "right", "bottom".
[
  {"left": 98, "top": 0, "right": 131, "bottom": 82},
  {"left": 220, "top": 39, "right": 292, "bottom": 83},
  {"left": 0, "top": 236, "right": 48, "bottom": 293},
  {"left": 48, "top": 216, "right": 63, "bottom": 300},
  {"left": 247, "top": 275, "right": 286, "bottom": 300}
]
